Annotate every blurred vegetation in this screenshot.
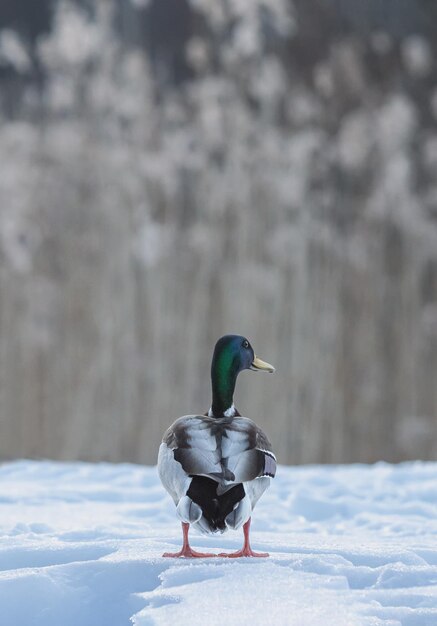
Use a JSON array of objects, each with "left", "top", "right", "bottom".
[{"left": 0, "top": 0, "right": 436, "bottom": 464}]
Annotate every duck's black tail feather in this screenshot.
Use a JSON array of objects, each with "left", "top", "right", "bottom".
[{"left": 187, "top": 476, "right": 245, "bottom": 532}]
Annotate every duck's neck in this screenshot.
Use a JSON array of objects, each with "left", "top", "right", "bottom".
[{"left": 209, "top": 358, "right": 238, "bottom": 418}]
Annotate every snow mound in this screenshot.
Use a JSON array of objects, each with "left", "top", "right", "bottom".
[{"left": 0, "top": 460, "right": 436, "bottom": 625}]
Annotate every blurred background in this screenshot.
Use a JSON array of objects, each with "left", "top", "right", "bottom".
[{"left": 0, "top": 0, "right": 436, "bottom": 466}]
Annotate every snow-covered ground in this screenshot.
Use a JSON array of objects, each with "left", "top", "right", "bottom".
[{"left": 1, "top": 461, "right": 436, "bottom": 625}]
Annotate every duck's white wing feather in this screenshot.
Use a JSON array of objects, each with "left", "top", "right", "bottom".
[{"left": 157, "top": 442, "right": 191, "bottom": 504}]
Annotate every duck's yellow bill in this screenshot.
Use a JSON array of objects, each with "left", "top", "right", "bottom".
[{"left": 250, "top": 355, "right": 275, "bottom": 373}]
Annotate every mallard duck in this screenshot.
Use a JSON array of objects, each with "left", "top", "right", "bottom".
[{"left": 158, "top": 334, "right": 276, "bottom": 558}]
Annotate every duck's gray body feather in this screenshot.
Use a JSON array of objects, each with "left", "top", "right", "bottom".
[{"left": 158, "top": 414, "right": 276, "bottom": 535}]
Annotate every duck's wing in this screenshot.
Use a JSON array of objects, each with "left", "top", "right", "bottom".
[
  {"left": 163, "top": 416, "right": 226, "bottom": 480},
  {"left": 221, "top": 417, "right": 276, "bottom": 484},
  {"left": 163, "top": 415, "right": 276, "bottom": 485}
]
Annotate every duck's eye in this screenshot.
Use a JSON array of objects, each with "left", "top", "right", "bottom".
[{"left": 242, "top": 340, "right": 249, "bottom": 349}]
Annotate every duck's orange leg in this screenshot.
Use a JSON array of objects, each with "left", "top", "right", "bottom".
[
  {"left": 163, "top": 522, "right": 217, "bottom": 558},
  {"left": 219, "top": 518, "right": 269, "bottom": 558}
]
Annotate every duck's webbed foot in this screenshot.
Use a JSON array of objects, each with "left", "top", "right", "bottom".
[
  {"left": 218, "top": 546, "right": 269, "bottom": 558},
  {"left": 218, "top": 518, "right": 269, "bottom": 558},
  {"left": 163, "top": 547, "right": 217, "bottom": 558},
  {"left": 162, "top": 522, "right": 217, "bottom": 558}
]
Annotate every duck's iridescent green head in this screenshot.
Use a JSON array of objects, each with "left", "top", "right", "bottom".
[{"left": 209, "top": 335, "right": 275, "bottom": 418}]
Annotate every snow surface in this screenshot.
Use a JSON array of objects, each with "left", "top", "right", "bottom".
[{"left": 1, "top": 461, "right": 437, "bottom": 626}]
